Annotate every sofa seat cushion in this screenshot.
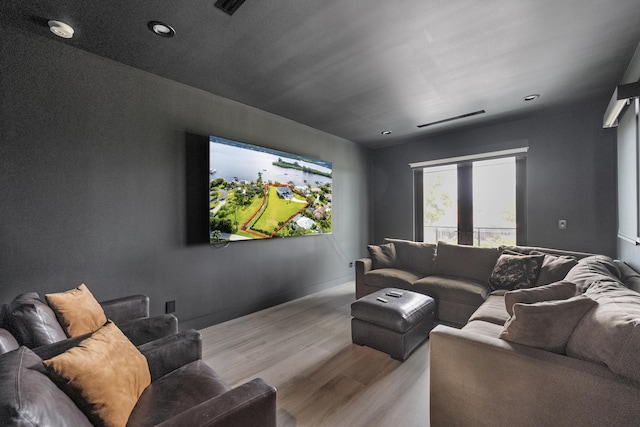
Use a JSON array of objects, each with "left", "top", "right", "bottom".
[
  {"left": 415, "top": 275, "right": 489, "bottom": 325},
  {"left": 364, "top": 268, "right": 424, "bottom": 290},
  {"left": 0, "top": 346, "right": 92, "bottom": 426},
  {"left": 467, "top": 295, "right": 509, "bottom": 325},
  {"left": 567, "top": 281, "right": 640, "bottom": 383},
  {"left": 414, "top": 275, "right": 489, "bottom": 306},
  {"left": 462, "top": 320, "right": 503, "bottom": 338},
  {"left": 128, "top": 360, "right": 231, "bottom": 427},
  {"left": 384, "top": 238, "right": 436, "bottom": 276}
]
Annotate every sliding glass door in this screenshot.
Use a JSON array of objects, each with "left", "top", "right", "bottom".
[{"left": 420, "top": 156, "right": 524, "bottom": 247}]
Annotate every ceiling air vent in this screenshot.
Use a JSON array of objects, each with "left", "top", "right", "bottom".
[
  {"left": 417, "top": 110, "right": 486, "bottom": 128},
  {"left": 215, "top": 0, "right": 247, "bottom": 15}
]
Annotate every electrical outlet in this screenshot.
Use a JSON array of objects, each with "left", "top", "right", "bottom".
[
  {"left": 349, "top": 261, "right": 354, "bottom": 268},
  {"left": 558, "top": 219, "right": 567, "bottom": 230},
  {"left": 165, "top": 300, "right": 176, "bottom": 314}
]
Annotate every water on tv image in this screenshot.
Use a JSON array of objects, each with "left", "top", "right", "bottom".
[{"left": 209, "top": 136, "right": 332, "bottom": 243}]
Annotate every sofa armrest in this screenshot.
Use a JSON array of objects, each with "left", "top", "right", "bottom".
[
  {"left": 138, "top": 329, "right": 202, "bottom": 381},
  {"left": 355, "top": 257, "right": 373, "bottom": 297},
  {"left": 118, "top": 314, "right": 178, "bottom": 346},
  {"left": 0, "top": 328, "right": 19, "bottom": 354},
  {"left": 154, "top": 378, "right": 277, "bottom": 427},
  {"left": 429, "top": 325, "right": 640, "bottom": 427},
  {"left": 101, "top": 294, "right": 149, "bottom": 323}
]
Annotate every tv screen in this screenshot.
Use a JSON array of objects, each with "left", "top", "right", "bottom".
[{"left": 209, "top": 135, "right": 332, "bottom": 243}]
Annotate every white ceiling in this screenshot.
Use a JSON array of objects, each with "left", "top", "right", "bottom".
[{"left": 4, "top": 0, "right": 640, "bottom": 148}]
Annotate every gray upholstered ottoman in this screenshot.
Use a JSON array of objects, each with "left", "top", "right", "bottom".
[{"left": 351, "top": 288, "right": 435, "bottom": 361}]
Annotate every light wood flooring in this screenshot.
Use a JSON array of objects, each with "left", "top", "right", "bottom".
[{"left": 200, "top": 282, "right": 431, "bottom": 427}]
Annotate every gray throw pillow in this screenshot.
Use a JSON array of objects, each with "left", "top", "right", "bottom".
[
  {"left": 530, "top": 251, "right": 578, "bottom": 286},
  {"left": 499, "top": 295, "right": 596, "bottom": 354},
  {"left": 504, "top": 281, "right": 577, "bottom": 316},
  {"left": 367, "top": 243, "right": 397, "bottom": 269},
  {"left": 489, "top": 253, "right": 545, "bottom": 291}
]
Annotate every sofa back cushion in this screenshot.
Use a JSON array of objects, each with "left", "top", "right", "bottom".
[
  {"left": 433, "top": 241, "right": 500, "bottom": 284},
  {"left": 616, "top": 260, "right": 640, "bottom": 293},
  {"left": 500, "top": 245, "right": 594, "bottom": 260},
  {"left": 530, "top": 252, "right": 578, "bottom": 286},
  {"left": 5, "top": 292, "right": 67, "bottom": 348},
  {"left": 564, "top": 255, "right": 622, "bottom": 293},
  {"left": 384, "top": 238, "right": 436, "bottom": 275},
  {"left": 566, "top": 281, "right": 640, "bottom": 383},
  {"left": 0, "top": 346, "right": 91, "bottom": 426},
  {"left": 367, "top": 243, "right": 397, "bottom": 269}
]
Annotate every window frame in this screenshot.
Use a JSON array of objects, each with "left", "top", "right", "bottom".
[{"left": 412, "top": 149, "right": 527, "bottom": 246}]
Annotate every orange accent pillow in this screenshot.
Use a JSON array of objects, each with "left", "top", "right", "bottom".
[
  {"left": 43, "top": 321, "right": 151, "bottom": 427},
  {"left": 46, "top": 284, "right": 107, "bottom": 337}
]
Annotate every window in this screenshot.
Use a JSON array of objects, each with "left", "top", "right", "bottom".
[{"left": 414, "top": 151, "right": 526, "bottom": 247}]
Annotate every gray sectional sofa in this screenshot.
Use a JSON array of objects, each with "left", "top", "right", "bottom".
[
  {"left": 430, "top": 254, "right": 640, "bottom": 426},
  {"left": 356, "top": 239, "right": 593, "bottom": 325},
  {"left": 356, "top": 238, "right": 640, "bottom": 426}
]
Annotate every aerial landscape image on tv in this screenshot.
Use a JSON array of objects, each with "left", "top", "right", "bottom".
[{"left": 209, "top": 135, "right": 332, "bottom": 243}]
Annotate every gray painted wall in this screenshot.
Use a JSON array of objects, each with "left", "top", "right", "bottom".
[
  {"left": 372, "top": 97, "right": 617, "bottom": 257},
  {"left": 0, "top": 29, "right": 371, "bottom": 329}
]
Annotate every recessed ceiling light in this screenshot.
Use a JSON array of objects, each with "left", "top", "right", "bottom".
[
  {"left": 48, "top": 20, "right": 74, "bottom": 39},
  {"left": 148, "top": 21, "right": 175, "bottom": 38},
  {"left": 381, "top": 130, "right": 392, "bottom": 135},
  {"left": 523, "top": 94, "right": 540, "bottom": 102}
]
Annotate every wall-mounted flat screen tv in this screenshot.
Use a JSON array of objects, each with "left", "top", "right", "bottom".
[{"left": 209, "top": 135, "right": 332, "bottom": 243}]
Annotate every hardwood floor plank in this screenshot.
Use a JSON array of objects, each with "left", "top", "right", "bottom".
[{"left": 200, "top": 281, "right": 432, "bottom": 426}]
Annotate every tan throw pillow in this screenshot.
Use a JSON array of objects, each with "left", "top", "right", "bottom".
[
  {"left": 499, "top": 295, "right": 596, "bottom": 354},
  {"left": 504, "top": 281, "right": 577, "bottom": 316},
  {"left": 46, "top": 284, "right": 107, "bottom": 337},
  {"left": 367, "top": 243, "right": 397, "bottom": 269},
  {"left": 489, "top": 253, "right": 545, "bottom": 291},
  {"left": 43, "top": 321, "right": 151, "bottom": 427}
]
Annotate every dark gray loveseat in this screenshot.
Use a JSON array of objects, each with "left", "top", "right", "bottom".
[{"left": 0, "top": 291, "right": 277, "bottom": 426}]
